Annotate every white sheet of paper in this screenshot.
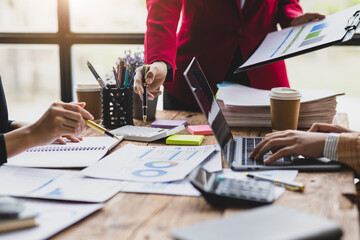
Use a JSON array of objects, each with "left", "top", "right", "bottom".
[
  {"left": 0, "top": 166, "right": 124, "bottom": 202},
  {"left": 202, "top": 146, "right": 222, "bottom": 172},
  {"left": 0, "top": 199, "right": 103, "bottom": 240},
  {"left": 6, "top": 137, "right": 122, "bottom": 168},
  {"left": 82, "top": 143, "right": 217, "bottom": 182},
  {"left": 119, "top": 146, "right": 222, "bottom": 196},
  {"left": 217, "top": 84, "right": 342, "bottom": 107},
  {"left": 220, "top": 169, "right": 299, "bottom": 199},
  {"left": 121, "top": 178, "right": 201, "bottom": 196},
  {"left": 240, "top": 4, "right": 360, "bottom": 69}
]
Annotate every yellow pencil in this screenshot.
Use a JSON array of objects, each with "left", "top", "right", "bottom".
[{"left": 85, "top": 120, "right": 122, "bottom": 141}]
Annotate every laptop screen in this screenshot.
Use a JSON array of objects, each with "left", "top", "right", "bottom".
[{"left": 183, "top": 57, "right": 233, "bottom": 150}]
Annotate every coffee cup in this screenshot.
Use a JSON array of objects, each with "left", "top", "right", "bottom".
[
  {"left": 269, "top": 87, "right": 301, "bottom": 132},
  {"left": 75, "top": 83, "right": 102, "bottom": 120}
]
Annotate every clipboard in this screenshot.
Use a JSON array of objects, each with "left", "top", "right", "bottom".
[{"left": 236, "top": 4, "right": 360, "bottom": 73}]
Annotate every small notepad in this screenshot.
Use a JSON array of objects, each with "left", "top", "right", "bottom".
[
  {"left": 188, "top": 125, "right": 213, "bottom": 135},
  {"left": 166, "top": 135, "right": 204, "bottom": 146},
  {"left": 151, "top": 119, "right": 188, "bottom": 129}
]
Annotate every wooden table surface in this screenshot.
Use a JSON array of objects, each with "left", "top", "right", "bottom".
[{"left": 53, "top": 111, "right": 359, "bottom": 240}]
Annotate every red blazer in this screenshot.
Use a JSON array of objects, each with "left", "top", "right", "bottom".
[{"left": 145, "top": 0, "right": 303, "bottom": 106}]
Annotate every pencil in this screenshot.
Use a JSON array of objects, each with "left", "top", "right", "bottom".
[
  {"left": 113, "top": 66, "right": 121, "bottom": 89},
  {"left": 85, "top": 120, "right": 122, "bottom": 141},
  {"left": 124, "top": 65, "right": 129, "bottom": 88},
  {"left": 118, "top": 59, "right": 125, "bottom": 88},
  {"left": 243, "top": 173, "right": 305, "bottom": 192},
  {"left": 87, "top": 61, "right": 107, "bottom": 89}
]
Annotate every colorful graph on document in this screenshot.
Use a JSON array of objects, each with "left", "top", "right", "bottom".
[{"left": 299, "top": 22, "right": 329, "bottom": 47}]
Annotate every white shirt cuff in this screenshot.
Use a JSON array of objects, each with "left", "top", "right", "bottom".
[{"left": 323, "top": 133, "right": 340, "bottom": 161}]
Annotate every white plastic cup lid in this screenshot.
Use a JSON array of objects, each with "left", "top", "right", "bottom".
[
  {"left": 269, "top": 87, "right": 301, "bottom": 100},
  {"left": 75, "top": 83, "right": 102, "bottom": 92}
]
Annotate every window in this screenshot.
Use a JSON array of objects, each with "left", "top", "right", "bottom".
[
  {"left": 286, "top": 0, "right": 360, "bottom": 130},
  {"left": 1, "top": 0, "right": 360, "bottom": 124},
  {"left": 0, "top": 0, "right": 146, "bottom": 122}
]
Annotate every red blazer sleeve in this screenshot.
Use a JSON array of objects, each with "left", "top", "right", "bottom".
[
  {"left": 277, "top": 0, "right": 303, "bottom": 28},
  {"left": 145, "top": 0, "right": 182, "bottom": 78}
]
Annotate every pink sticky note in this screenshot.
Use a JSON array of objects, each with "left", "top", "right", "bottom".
[{"left": 187, "top": 125, "right": 213, "bottom": 135}]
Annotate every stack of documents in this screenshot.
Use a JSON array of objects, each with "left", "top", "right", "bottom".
[{"left": 216, "top": 84, "right": 344, "bottom": 128}]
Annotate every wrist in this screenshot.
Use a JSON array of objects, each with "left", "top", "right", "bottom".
[
  {"left": 4, "top": 125, "right": 38, "bottom": 158},
  {"left": 24, "top": 123, "right": 42, "bottom": 147}
]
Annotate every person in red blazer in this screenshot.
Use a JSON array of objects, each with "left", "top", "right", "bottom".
[{"left": 134, "top": 0, "right": 325, "bottom": 110}]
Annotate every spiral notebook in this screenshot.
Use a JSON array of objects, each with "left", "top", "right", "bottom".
[{"left": 6, "top": 137, "right": 122, "bottom": 168}]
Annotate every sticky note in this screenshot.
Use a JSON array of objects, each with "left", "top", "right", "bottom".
[
  {"left": 166, "top": 135, "right": 204, "bottom": 146},
  {"left": 151, "top": 119, "right": 188, "bottom": 129},
  {"left": 188, "top": 125, "right": 213, "bottom": 135}
]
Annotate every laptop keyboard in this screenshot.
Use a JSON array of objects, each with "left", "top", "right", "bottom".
[{"left": 237, "top": 137, "right": 293, "bottom": 166}]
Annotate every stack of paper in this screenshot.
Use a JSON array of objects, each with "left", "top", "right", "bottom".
[{"left": 216, "top": 84, "right": 344, "bottom": 128}]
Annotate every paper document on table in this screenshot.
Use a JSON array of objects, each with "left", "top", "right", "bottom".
[
  {"left": 6, "top": 137, "right": 122, "bottom": 168},
  {"left": 0, "top": 199, "right": 103, "bottom": 240},
  {"left": 82, "top": 143, "right": 217, "bottom": 182},
  {"left": 220, "top": 169, "right": 298, "bottom": 199},
  {"left": 0, "top": 166, "right": 124, "bottom": 202},
  {"left": 238, "top": 4, "right": 360, "bottom": 71},
  {"left": 119, "top": 146, "right": 222, "bottom": 196},
  {"left": 216, "top": 83, "right": 344, "bottom": 128},
  {"left": 121, "top": 179, "right": 201, "bottom": 196},
  {"left": 216, "top": 84, "right": 343, "bottom": 107}
]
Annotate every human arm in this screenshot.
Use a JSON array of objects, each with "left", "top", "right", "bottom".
[
  {"left": 133, "top": 61, "right": 168, "bottom": 100},
  {"left": 308, "top": 123, "right": 357, "bottom": 134},
  {"left": 277, "top": 0, "right": 325, "bottom": 27},
  {"left": 134, "top": 0, "right": 181, "bottom": 99},
  {"left": 249, "top": 130, "right": 360, "bottom": 174},
  {"left": 4, "top": 101, "right": 93, "bottom": 159},
  {"left": 8, "top": 106, "right": 89, "bottom": 144},
  {"left": 249, "top": 130, "right": 328, "bottom": 164},
  {"left": 337, "top": 133, "right": 360, "bottom": 174}
]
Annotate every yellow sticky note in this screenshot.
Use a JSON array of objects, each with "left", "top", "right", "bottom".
[{"left": 166, "top": 135, "right": 204, "bottom": 146}]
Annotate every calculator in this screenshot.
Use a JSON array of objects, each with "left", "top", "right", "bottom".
[
  {"left": 188, "top": 166, "right": 275, "bottom": 206},
  {"left": 110, "top": 125, "right": 185, "bottom": 142}
]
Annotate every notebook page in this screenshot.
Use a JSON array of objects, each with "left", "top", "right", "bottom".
[{"left": 6, "top": 137, "right": 121, "bottom": 168}]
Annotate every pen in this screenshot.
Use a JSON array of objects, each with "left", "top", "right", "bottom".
[
  {"left": 243, "top": 173, "right": 305, "bottom": 192},
  {"left": 142, "top": 64, "right": 149, "bottom": 122},
  {"left": 85, "top": 120, "right": 122, "bottom": 141},
  {"left": 113, "top": 66, "right": 121, "bottom": 89},
  {"left": 87, "top": 61, "right": 107, "bottom": 89}
]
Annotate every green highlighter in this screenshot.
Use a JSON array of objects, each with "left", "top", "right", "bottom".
[{"left": 166, "top": 135, "right": 204, "bottom": 146}]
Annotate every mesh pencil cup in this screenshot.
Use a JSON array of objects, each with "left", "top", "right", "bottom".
[{"left": 102, "top": 87, "right": 134, "bottom": 129}]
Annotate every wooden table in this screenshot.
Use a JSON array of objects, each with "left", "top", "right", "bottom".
[{"left": 54, "top": 111, "right": 359, "bottom": 240}]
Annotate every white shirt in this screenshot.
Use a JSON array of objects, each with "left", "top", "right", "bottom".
[
  {"left": 323, "top": 133, "right": 340, "bottom": 161},
  {"left": 241, "top": 0, "right": 246, "bottom": 9}
]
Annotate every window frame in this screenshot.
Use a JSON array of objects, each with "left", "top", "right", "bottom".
[
  {"left": 0, "top": 0, "right": 144, "bottom": 102},
  {"left": 0, "top": 0, "right": 358, "bottom": 102}
]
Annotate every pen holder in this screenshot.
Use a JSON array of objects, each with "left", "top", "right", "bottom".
[{"left": 102, "top": 87, "right": 134, "bottom": 129}]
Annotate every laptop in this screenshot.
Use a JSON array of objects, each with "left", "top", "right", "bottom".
[{"left": 183, "top": 57, "right": 342, "bottom": 171}]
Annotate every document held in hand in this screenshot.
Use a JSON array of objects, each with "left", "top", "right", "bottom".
[{"left": 236, "top": 4, "right": 360, "bottom": 72}]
